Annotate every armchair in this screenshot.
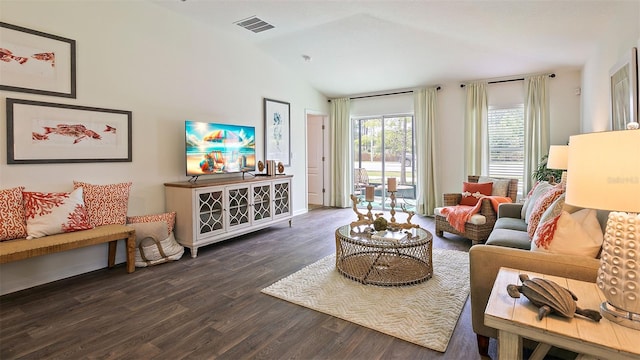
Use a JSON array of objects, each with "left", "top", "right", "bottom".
[
  {"left": 354, "top": 168, "right": 369, "bottom": 195},
  {"left": 434, "top": 175, "right": 518, "bottom": 244}
]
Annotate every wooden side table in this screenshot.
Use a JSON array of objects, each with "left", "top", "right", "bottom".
[{"left": 484, "top": 267, "right": 640, "bottom": 360}]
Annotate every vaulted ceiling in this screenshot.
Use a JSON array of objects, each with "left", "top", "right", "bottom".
[{"left": 153, "top": 0, "right": 637, "bottom": 98}]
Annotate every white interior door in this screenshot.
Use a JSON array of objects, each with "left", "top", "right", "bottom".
[{"left": 307, "top": 113, "right": 327, "bottom": 207}]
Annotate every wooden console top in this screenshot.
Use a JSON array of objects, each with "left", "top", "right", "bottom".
[{"left": 164, "top": 174, "right": 293, "bottom": 188}]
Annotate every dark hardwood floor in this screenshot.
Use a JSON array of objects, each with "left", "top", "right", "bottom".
[{"left": 1, "top": 207, "right": 491, "bottom": 359}]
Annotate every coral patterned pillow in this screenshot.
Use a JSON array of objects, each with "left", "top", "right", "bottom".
[
  {"left": 460, "top": 182, "right": 493, "bottom": 206},
  {"left": 531, "top": 209, "right": 604, "bottom": 258},
  {"left": 530, "top": 194, "right": 566, "bottom": 248},
  {"left": 527, "top": 186, "right": 565, "bottom": 239},
  {"left": 0, "top": 186, "right": 27, "bottom": 241},
  {"left": 127, "top": 212, "right": 176, "bottom": 236},
  {"left": 23, "top": 188, "right": 93, "bottom": 239},
  {"left": 73, "top": 181, "right": 132, "bottom": 227}
]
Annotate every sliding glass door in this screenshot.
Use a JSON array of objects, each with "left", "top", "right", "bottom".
[{"left": 352, "top": 115, "right": 415, "bottom": 211}]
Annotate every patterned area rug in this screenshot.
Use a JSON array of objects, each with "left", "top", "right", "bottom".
[{"left": 261, "top": 249, "right": 470, "bottom": 352}]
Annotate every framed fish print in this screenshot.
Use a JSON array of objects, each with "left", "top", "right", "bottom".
[
  {"left": 0, "top": 22, "right": 76, "bottom": 98},
  {"left": 264, "top": 98, "right": 291, "bottom": 166},
  {"left": 6, "top": 98, "right": 132, "bottom": 164}
]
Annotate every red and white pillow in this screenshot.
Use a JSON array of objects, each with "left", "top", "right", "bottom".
[
  {"left": 526, "top": 186, "right": 565, "bottom": 239},
  {"left": 0, "top": 186, "right": 28, "bottom": 241},
  {"left": 127, "top": 212, "right": 176, "bottom": 236},
  {"left": 74, "top": 181, "right": 132, "bottom": 227},
  {"left": 22, "top": 187, "right": 93, "bottom": 239},
  {"left": 531, "top": 209, "right": 603, "bottom": 258},
  {"left": 460, "top": 182, "right": 493, "bottom": 206}
]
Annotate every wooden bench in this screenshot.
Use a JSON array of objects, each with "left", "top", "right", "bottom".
[{"left": 0, "top": 225, "right": 136, "bottom": 273}]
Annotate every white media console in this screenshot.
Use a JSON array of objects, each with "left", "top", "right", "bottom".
[{"left": 164, "top": 175, "right": 292, "bottom": 257}]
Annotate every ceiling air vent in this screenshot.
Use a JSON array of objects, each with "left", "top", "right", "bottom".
[{"left": 235, "top": 16, "right": 274, "bottom": 33}]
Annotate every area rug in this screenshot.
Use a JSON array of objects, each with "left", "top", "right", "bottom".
[{"left": 261, "top": 248, "right": 469, "bottom": 352}]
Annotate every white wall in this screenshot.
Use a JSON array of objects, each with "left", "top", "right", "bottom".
[
  {"left": 581, "top": 3, "right": 640, "bottom": 132},
  {"left": 0, "top": 1, "right": 328, "bottom": 295}
]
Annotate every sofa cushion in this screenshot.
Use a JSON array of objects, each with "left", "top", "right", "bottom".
[
  {"left": 0, "top": 186, "right": 27, "bottom": 241},
  {"left": 460, "top": 182, "right": 493, "bottom": 206},
  {"left": 485, "top": 229, "right": 532, "bottom": 250},
  {"left": 434, "top": 207, "right": 486, "bottom": 225},
  {"left": 23, "top": 188, "right": 93, "bottom": 239},
  {"left": 531, "top": 209, "right": 604, "bottom": 258},
  {"left": 494, "top": 217, "right": 528, "bottom": 232}
]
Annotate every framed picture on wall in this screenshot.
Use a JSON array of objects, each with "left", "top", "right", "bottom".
[
  {"left": 264, "top": 98, "right": 291, "bottom": 166},
  {"left": 0, "top": 22, "right": 76, "bottom": 98},
  {"left": 6, "top": 98, "right": 132, "bottom": 164},
  {"left": 609, "top": 47, "right": 638, "bottom": 130}
]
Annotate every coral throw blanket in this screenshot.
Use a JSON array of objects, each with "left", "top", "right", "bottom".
[{"left": 440, "top": 196, "right": 512, "bottom": 233}]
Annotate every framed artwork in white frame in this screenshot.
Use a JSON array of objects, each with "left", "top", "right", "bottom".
[
  {"left": 264, "top": 98, "right": 291, "bottom": 166},
  {"left": 609, "top": 47, "right": 638, "bottom": 130}
]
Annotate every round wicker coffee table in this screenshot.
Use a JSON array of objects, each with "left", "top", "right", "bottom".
[{"left": 334, "top": 225, "right": 433, "bottom": 286}]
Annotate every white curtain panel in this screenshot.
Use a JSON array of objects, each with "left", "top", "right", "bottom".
[
  {"left": 523, "top": 75, "right": 550, "bottom": 194},
  {"left": 329, "top": 98, "right": 351, "bottom": 208},
  {"left": 464, "top": 82, "right": 489, "bottom": 177},
  {"left": 414, "top": 87, "right": 439, "bottom": 216}
]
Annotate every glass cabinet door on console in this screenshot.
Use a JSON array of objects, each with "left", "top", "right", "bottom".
[
  {"left": 195, "top": 187, "right": 225, "bottom": 240},
  {"left": 273, "top": 179, "right": 291, "bottom": 220},
  {"left": 225, "top": 184, "right": 251, "bottom": 231},
  {"left": 252, "top": 182, "right": 272, "bottom": 225}
]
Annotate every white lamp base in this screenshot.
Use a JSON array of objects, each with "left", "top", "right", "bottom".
[
  {"left": 597, "top": 212, "right": 640, "bottom": 330},
  {"left": 600, "top": 301, "right": 640, "bottom": 330}
]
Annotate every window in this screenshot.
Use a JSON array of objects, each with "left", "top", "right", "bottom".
[
  {"left": 352, "top": 115, "right": 416, "bottom": 211},
  {"left": 488, "top": 104, "right": 524, "bottom": 196}
]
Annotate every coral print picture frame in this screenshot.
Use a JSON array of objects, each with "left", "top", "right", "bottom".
[
  {"left": 264, "top": 98, "right": 291, "bottom": 166},
  {"left": 0, "top": 22, "right": 76, "bottom": 98},
  {"left": 6, "top": 98, "right": 132, "bottom": 164}
]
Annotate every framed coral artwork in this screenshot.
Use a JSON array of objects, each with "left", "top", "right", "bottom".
[
  {"left": 6, "top": 98, "right": 132, "bottom": 164},
  {"left": 0, "top": 22, "right": 76, "bottom": 98},
  {"left": 264, "top": 98, "right": 291, "bottom": 166}
]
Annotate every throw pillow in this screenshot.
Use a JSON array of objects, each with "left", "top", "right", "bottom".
[
  {"left": 73, "top": 181, "right": 132, "bottom": 227},
  {"left": 531, "top": 209, "right": 604, "bottom": 258},
  {"left": 127, "top": 212, "right": 176, "bottom": 236},
  {"left": 527, "top": 186, "right": 565, "bottom": 239},
  {"left": 478, "top": 176, "right": 511, "bottom": 198},
  {"left": 522, "top": 182, "right": 554, "bottom": 223},
  {"left": 460, "top": 182, "right": 493, "bottom": 206},
  {"left": 0, "top": 186, "right": 27, "bottom": 241},
  {"left": 23, "top": 188, "right": 93, "bottom": 239},
  {"left": 530, "top": 194, "right": 566, "bottom": 248}
]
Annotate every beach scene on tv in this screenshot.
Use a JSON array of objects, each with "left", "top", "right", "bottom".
[{"left": 185, "top": 121, "right": 256, "bottom": 175}]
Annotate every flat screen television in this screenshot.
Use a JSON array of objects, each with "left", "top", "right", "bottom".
[{"left": 185, "top": 120, "right": 256, "bottom": 176}]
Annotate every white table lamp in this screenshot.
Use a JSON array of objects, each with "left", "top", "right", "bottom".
[
  {"left": 547, "top": 145, "right": 569, "bottom": 185},
  {"left": 565, "top": 130, "right": 640, "bottom": 330}
]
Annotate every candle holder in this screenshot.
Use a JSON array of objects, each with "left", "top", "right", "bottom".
[
  {"left": 349, "top": 194, "right": 374, "bottom": 228},
  {"left": 349, "top": 193, "right": 419, "bottom": 230},
  {"left": 389, "top": 191, "right": 397, "bottom": 223}
]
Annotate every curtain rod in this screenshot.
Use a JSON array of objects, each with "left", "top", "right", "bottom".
[
  {"left": 459, "top": 73, "right": 556, "bottom": 88},
  {"left": 328, "top": 86, "right": 441, "bottom": 102}
]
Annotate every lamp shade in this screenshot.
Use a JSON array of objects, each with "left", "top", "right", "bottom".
[
  {"left": 546, "top": 145, "right": 569, "bottom": 170},
  {"left": 565, "top": 131, "right": 640, "bottom": 212}
]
